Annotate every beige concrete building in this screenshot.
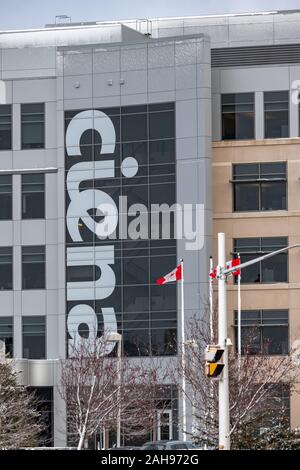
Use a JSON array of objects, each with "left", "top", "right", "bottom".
[{"left": 213, "top": 139, "right": 300, "bottom": 429}]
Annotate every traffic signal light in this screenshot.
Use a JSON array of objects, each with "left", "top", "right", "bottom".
[{"left": 205, "top": 345, "right": 225, "bottom": 379}]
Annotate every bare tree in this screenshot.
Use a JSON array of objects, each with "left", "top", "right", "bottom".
[
  {"left": 0, "top": 361, "right": 42, "bottom": 449},
  {"left": 59, "top": 336, "right": 173, "bottom": 449},
  {"left": 173, "top": 312, "right": 300, "bottom": 448}
]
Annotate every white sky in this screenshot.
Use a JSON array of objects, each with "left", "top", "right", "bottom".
[{"left": 1, "top": 0, "right": 300, "bottom": 30}]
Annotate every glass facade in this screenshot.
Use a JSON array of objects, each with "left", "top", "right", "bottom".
[{"left": 65, "top": 103, "right": 177, "bottom": 357}]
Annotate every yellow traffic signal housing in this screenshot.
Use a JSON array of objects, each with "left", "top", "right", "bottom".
[
  {"left": 205, "top": 345, "right": 225, "bottom": 379},
  {"left": 205, "top": 362, "right": 225, "bottom": 378}
]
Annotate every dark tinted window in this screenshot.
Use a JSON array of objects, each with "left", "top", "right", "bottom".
[
  {"left": 0, "top": 105, "right": 12, "bottom": 150},
  {"left": 264, "top": 91, "right": 289, "bottom": 138},
  {"left": 233, "top": 162, "right": 287, "bottom": 212},
  {"left": 0, "top": 247, "right": 12, "bottom": 290},
  {"left": 222, "top": 93, "right": 254, "bottom": 140},
  {"left": 233, "top": 237, "right": 288, "bottom": 284},
  {"left": 21, "top": 103, "right": 45, "bottom": 149},
  {"left": 22, "top": 173, "right": 45, "bottom": 219},
  {"left": 0, "top": 175, "right": 12, "bottom": 220},
  {"left": 0, "top": 316, "right": 13, "bottom": 357},
  {"left": 235, "top": 310, "right": 288, "bottom": 355},
  {"left": 28, "top": 387, "right": 53, "bottom": 446},
  {"left": 22, "top": 316, "right": 46, "bottom": 359},
  {"left": 22, "top": 245, "right": 45, "bottom": 289}
]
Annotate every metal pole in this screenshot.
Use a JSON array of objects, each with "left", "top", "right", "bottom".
[
  {"left": 180, "top": 259, "right": 187, "bottom": 441},
  {"left": 116, "top": 338, "right": 121, "bottom": 447},
  {"left": 224, "top": 243, "right": 300, "bottom": 276},
  {"left": 217, "top": 233, "right": 230, "bottom": 450},
  {"left": 209, "top": 256, "right": 214, "bottom": 342},
  {"left": 237, "top": 254, "right": 242, "bottom": 357}
]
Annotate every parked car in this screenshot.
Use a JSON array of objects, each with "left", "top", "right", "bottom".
[
  {"left": 108, "top": 446, "right": 141, "bottom": 450},
  {"left": 141, "top": 440, "right": 199, "bottom": 450}
]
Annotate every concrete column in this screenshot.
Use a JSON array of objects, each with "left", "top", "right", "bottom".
[{"left": 255, "top": 91, "right": 264, "bottom": 140}]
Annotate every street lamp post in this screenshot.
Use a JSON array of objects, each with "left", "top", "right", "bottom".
[
  {"left": 217, "top": 233, "right": 230, "bottom": 450},
  {"left": 217, "top": 232, "right": 300, "bottom": 450},
  {"left": 106, "top": 332, "right": 122, "bottom": 448}
]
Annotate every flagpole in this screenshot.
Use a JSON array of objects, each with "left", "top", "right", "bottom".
[
  {"left": 180, "top": 258, "right": 187, "bottom": 441},
  {"left": 237, "top": 253, "right": 241, "bottom": 357},
  {"left": 209, "top": 256, "right": 214, "bottom": 342}
]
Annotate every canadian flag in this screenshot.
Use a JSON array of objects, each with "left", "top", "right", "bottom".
[
  {"left": 156, "top": 264, "right": 182, "bottom": 285},
  {"left": 209, "top": 267, "right": 217, "bottom": 279},
  {"left": 209, "top": 257, "right": 241, "bottom": 279},
  {"left": 227, "top": 257, "right": 241, "bottom": 276}
]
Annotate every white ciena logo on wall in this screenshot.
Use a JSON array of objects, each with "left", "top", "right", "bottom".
[{"left": 66, "top": 109, "right": 137, "bottom": 355}]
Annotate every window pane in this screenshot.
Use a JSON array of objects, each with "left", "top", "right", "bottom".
[
  {"left": 121, "top": 113, "right": 147, "bottom": 142},
  {"left": 123, "top": 329, "right": 150, "bottom": 356},
  {"left": 222, "top": 93, "right": 254, "bottom": 105},
  {"left": 149, "top": 139, "right": 175, "bottom": 165},
  {"left": 236, "top": 310, "right": 289, "bottom": 356},
  {"left": 67, "top": 265, "right": 95, "bottom": 282},
  {"left": 21, "top": 103, "right": 44, "bottom": 114},
  {"left": 149, "top": 111, "right": 174, "bottom": 140},
  {"left": 235, "top": 310, "right": 260, "bottom": 326},
  {"left": 0, "top": 316, "right": 13, "bottom": 357},
  {"left": 28, "top": 387, "right": 53, "bottom": 446},
  {"left": 261, "top": 182, "right": 286, "bottom": 210},
  {"left": 240, "top": 326, "right": 261, "bottom": 354},
  {"left": 22, "top": 174, "right": 45, "bottom": 219},
  {"left": 260, "top": 162, "right": 286, "bottom": 178},
  {"left": 234, "top": 238, "right": 260, "bottom": 252},
  {"left": 0, "top": 247, "right": 12, "bottom": 290},
  {"left": 150, "top": 284, "right": 177, "bottom": 311},
  {"left": 261, "top": 237, "right": 287, "bottom": 251},
  {"left": 233, "top": 163, "right": 259, "bottom": 179},
  {"left": 21, "top": 103, "right": 45, "bottom": 149},
  {"left": 22, "top": 122, "right": 44, "bottom": 148},
  {"left": 264, "top": 91, "right": 289, "bottom": 138},
  {"left": 22, "top": 316, "right": 46, "bottom": 359},
  {"left": 262, "top": 253, "right": 287, "bottom": 282},
  {"left": 222, "top": 93, "right": 254, "bottom": 140},
  {"left": 264, "top": 91, "right": 289, "bottom": 108},
  {"left": 22, "top": 193, "right": 45, "bottom": 218},
  {"left": 123, "top": 285, "right": 149, "bottom": 312},
  {"left": 262, "top": 310, "right": 288, "bottom": 324},
  {"left": 234, "top": 183, "right": 259, "bottom": 211},
  {"left": 123, "top": 257, "right": 149, "bottom": 285},
  {"left": 262, "top": 326, "right": 288, "bottom": 355},
  {"left": 151, "top": 327, "right": 176, "bottom": 356},
  {"left": 22, "top": 246, "right": 45, "bottom": 289},
  {"left": 264, "top": 111, "right": 289, "bottom": 138},
  {"left": 0, "top": 175, "right": 12, "bottom": 220},
  {"left": 0, "top": 104, "right": 12, "bottom": 150},
  {"left": 239, "top": 254, "right": 260, "bottom": 283}
]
